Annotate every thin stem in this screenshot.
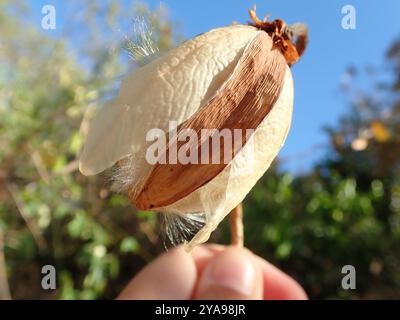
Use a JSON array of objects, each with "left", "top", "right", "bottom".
[
  {"left": 229, "top": 202, "right": 244, "bottom": 247},
  {"left": 0, "top": 229, "right": 11, "bottom": 300},
  {"left": 7, "top": 183, "right": 47, "bottom": 251}
]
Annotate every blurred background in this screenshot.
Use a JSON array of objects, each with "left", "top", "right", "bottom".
[{"left": 0, "top": 0, "right": 400, "bottom": 299}]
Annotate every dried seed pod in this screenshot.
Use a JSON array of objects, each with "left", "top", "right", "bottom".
[
  {"left": 79, "top": 11, "right": 307, "bottom": 249},
  {"left": 132, "top": 32, "right": 287, "bottom": 210}
]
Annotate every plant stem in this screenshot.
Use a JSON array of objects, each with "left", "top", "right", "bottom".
[
  {"left": 0, "top": 229, "right": 11, "bottom": 300},
  {"left": 229, "top": 202, "right": 244, "bottom": 247}
]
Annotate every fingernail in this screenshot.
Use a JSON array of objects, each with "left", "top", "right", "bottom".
[{"left": 197, "top": 248, "right": 256, "bottom": 297}]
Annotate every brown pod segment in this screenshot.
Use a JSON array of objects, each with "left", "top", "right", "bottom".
[{"left": 130, "top": 32, "right": 287, "bottom": 210}]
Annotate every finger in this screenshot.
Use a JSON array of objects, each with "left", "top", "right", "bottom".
[
  {"left": 193, "top": 246, "right": 263, "bottom": 300},
  {"left": 192, "top": 244, "right": 307, "bottom": 300},
  {"left": 117, "top": 245, "right": 197, "bottom": 300},
  {"left": 255, "top": 256, "right": 308, "bottom": 300},
  {"left": 191, "top": 244, "right": 225, "bottom": 273}
]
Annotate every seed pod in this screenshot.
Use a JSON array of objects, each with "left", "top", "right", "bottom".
[
  {"left": 132, "top": 32, "right": 287, "bottom": 210},
  {"left": 79, "top": 11, "right": 307, "bottom": 249}
]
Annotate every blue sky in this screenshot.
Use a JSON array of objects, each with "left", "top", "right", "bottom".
[{"left": 30, "top": 0, "right": 400, "bottom": 173}]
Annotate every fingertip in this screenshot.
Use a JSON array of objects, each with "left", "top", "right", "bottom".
[
  {"left": 191, "top": 244, "right": 225, "bottom": 273},
  {"left": 256, "top": 257, "right": 308, "bottom": 300},
  {"left": 194, "top": 246, "right": 263, "bottom": 300},
  {"left": 117, "top": 245, "right": 197, "bottom": 300}
]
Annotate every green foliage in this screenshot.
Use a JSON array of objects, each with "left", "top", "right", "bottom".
[
  {"left": 0, "top": 1, "right": 399, "bottom": 299},
  {"left": 227, "top": 168, "right": 400, "bottom": 299},
  {"left": 0, "top": 1, "right": 171, "bottom": 299}
]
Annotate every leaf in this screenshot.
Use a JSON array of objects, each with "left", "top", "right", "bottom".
[
  {"left": 120, "top": 236, "right": 140, "bottom": 253},
  {"left": 371, "top": 121, "right": 390, "bottom": 142}
]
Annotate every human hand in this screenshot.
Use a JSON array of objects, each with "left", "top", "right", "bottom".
[{"left": 117, "top": 244, "right": 307, "bottom": 300}]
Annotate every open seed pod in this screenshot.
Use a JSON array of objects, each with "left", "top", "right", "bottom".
[{"left": 79, "top": 12, "right": 307, "bottom": 250}]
